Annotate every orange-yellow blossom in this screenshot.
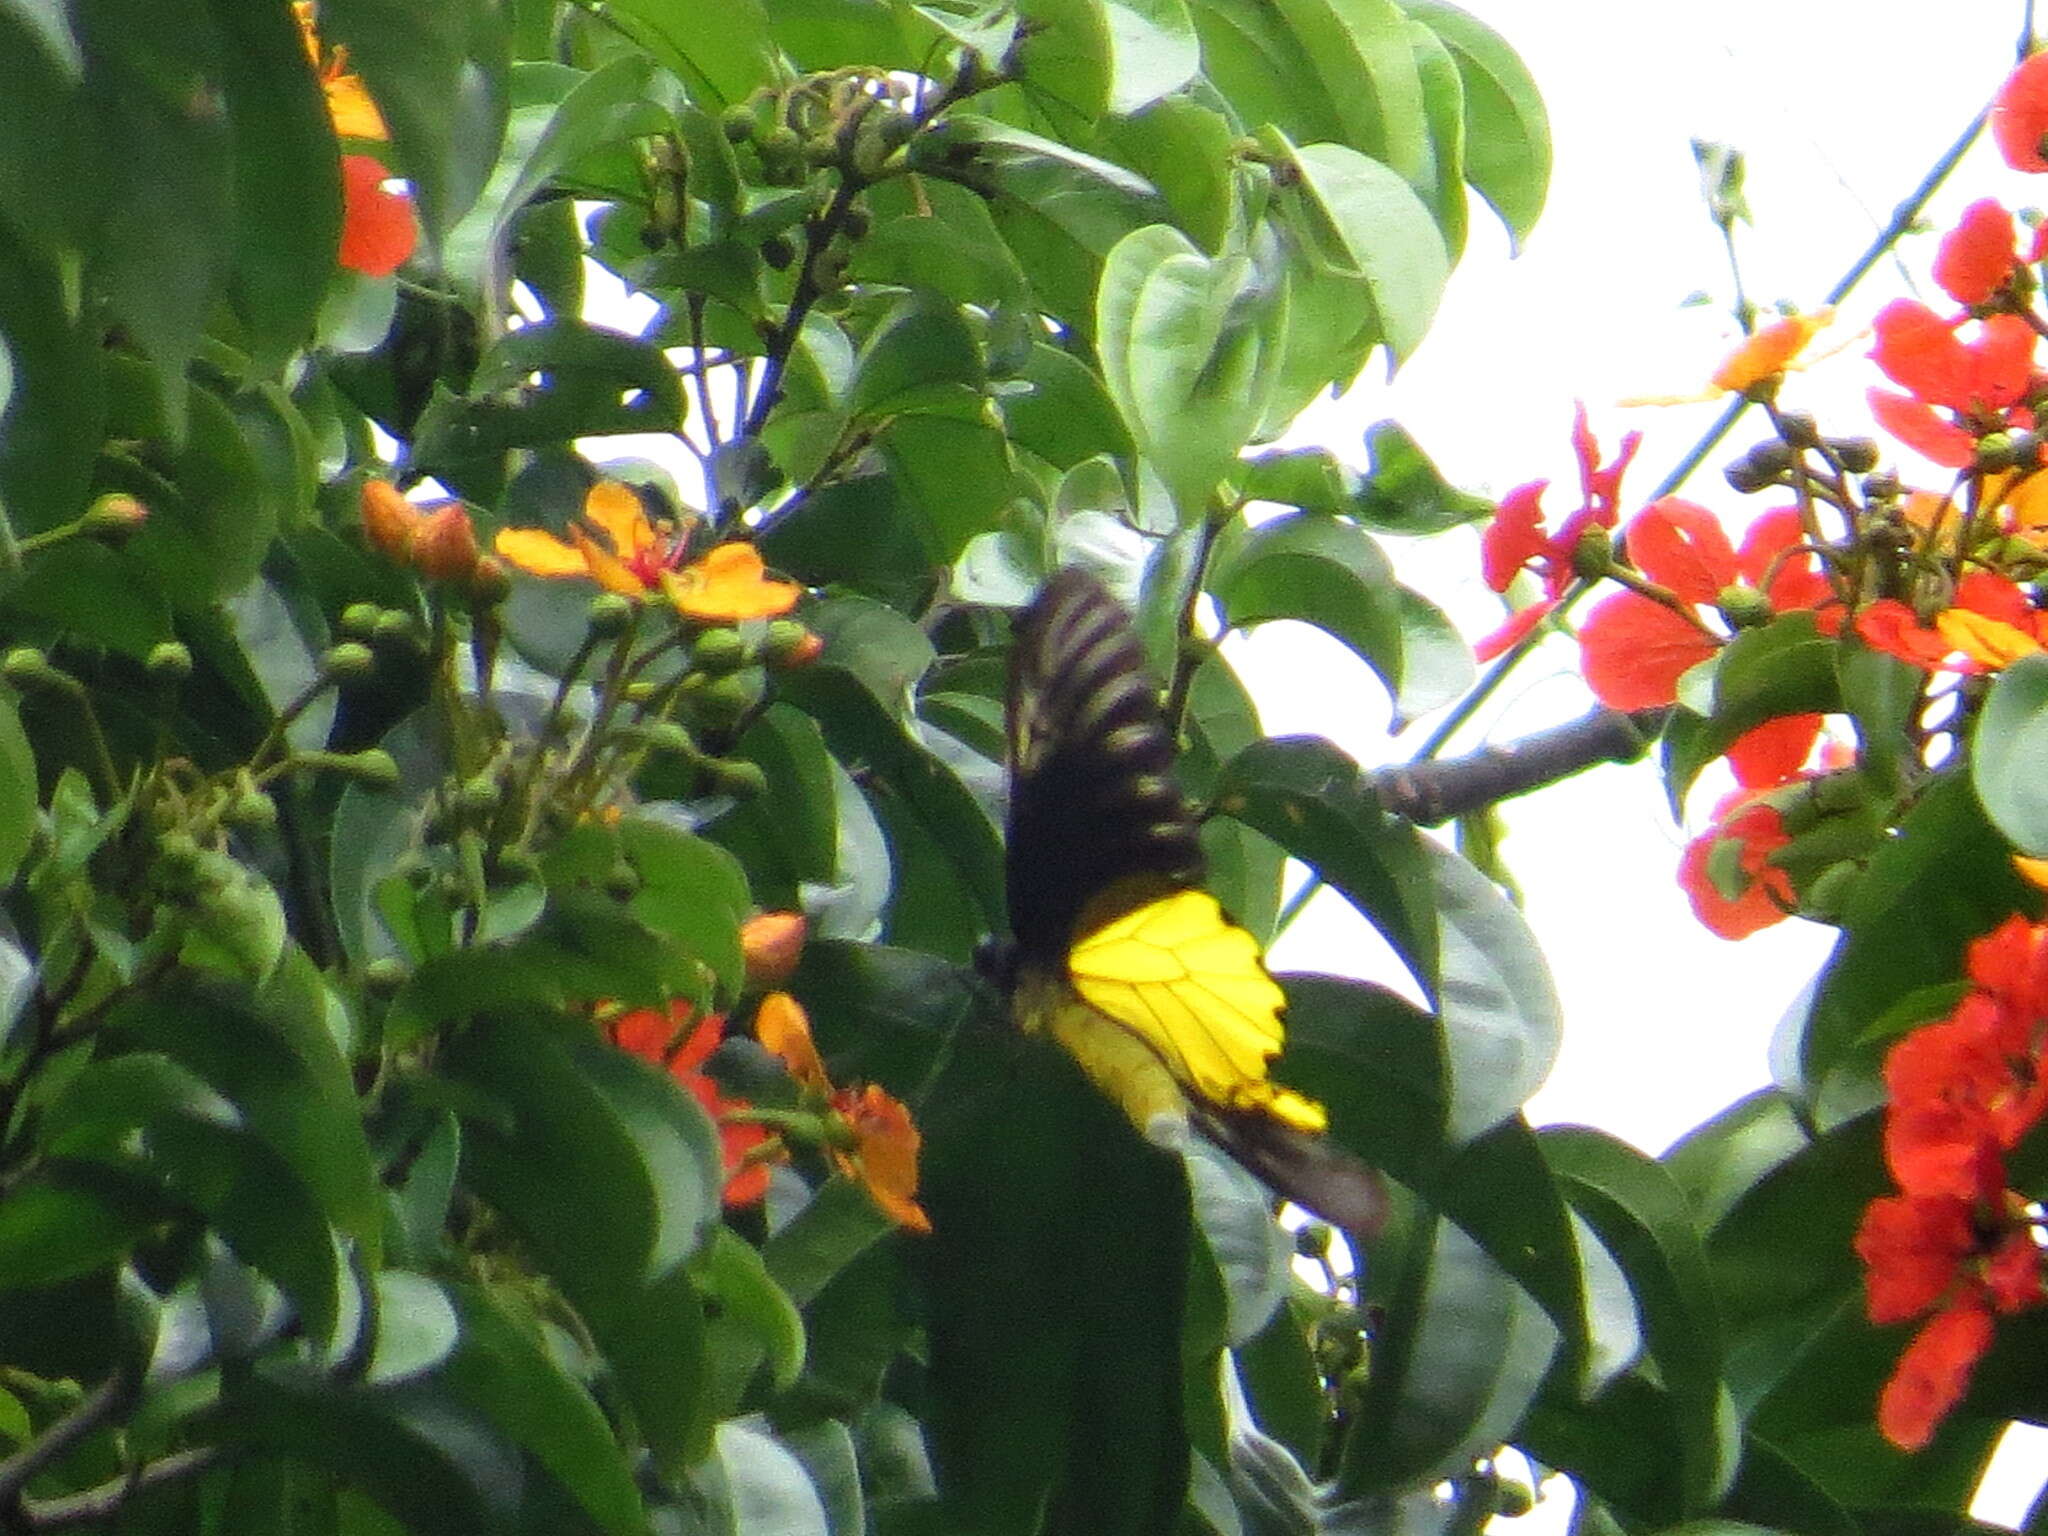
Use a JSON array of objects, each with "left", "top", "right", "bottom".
[
  {"left": 293, "top": 3, "right": 388, "bottom": 141},
  {"left": 360, "top": 479, "right": 482, "bottom": 584},
  {"left": 494, "top": 482, "right": 802, "bottom": 622},
  {"left": 754, "top": 991, "right": 930, "bottom": 1234},
  {"left": 1711, "top": 308, "right": 1835, "bottom": 393},
  {"left": 741, "top": 912, "right": 807, "bottom": 990}
]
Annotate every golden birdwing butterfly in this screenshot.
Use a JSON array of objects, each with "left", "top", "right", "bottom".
[{"left": 1003, "top": 568, "right": 1384, "bottom": 1236}]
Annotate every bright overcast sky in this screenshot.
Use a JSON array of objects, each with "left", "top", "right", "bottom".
[{"left": 1253, "top": 0, "right": 2040, "bottom": 1155}]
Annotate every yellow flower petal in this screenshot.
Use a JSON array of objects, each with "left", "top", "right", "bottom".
[
  {"left": 583, "top": 481, "right": 655, "bottom": 562},
  {"left": 756, "top": 992, "right": 830, "bottom": 1094},
  {"left": 1710, "top": 308, "right": 1832, "bottom": 393},
  {"left": 663, "top": 544, "right": 802, "bottom": 621},
  {"left": 832, "top": 1084, "right": 930, "bottom": 1235},
  {"left": 570, "top": 523, "right": 649, "bottom": 596},
  {"left": 1936, "top": 608, "right": 2041, "bottom": 668},
  {"left": 2015, "top": 855, "right": 2048, "bottom": 891},
  {"left": 325, "top": 75, "right": 388, "bottom": 141},
  {"left": 493, "top": 526, "right": 590, "bottom": 579}
]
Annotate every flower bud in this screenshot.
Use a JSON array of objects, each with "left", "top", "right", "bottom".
[
  {"left": 692, "top": 627, "right": 748, "bottom": 674},
  {"left": 709, "top": 758, "right": 769, "bottom": 798},
  {"left": 466, "top": 554, "right": 512, "bottom": 606},
  {"left": 1568, "top": 525, "right": 1613, "bottom": 580},
  {"left": 763, "top": 619, "right": 823, "bottom": 668},
  {"left": 339, "top": 602, "right": 381, "bottom": 639},
  {"left": 741, "top": 911, "right": 807, "bottom": 989},
  {"left": 1293, "top": 1222, "right": 1334, "bottom": 1261},
  {"left": 2012, "top": 429, "right": 2045, "bottom": 470},
  {"left": 146, "top": 641, "right": 194, "bottom": 682},
  {"left": 604, "top": 861, "right": 641, "bottom": 901},
  {"left": 411, "top": 505, "right": 480, "bottom": 584},
  {"left": 695, "top": 671, "right": 765, "bottom": 729},
  {"left": 371, "top": 610, "right": 419, "bottom": 647},
  {"left": 1799, "top": 859, "right": 1863, "bottom": 920},
  {"left": 363, "top": 955, "right": 409, "bottom": 994},
  {"left": 1, "top": 647, "right": 56, "bottom": 689},
  {"left": 587, "top": 593, "right": 635, "bottom": 638},
  {"left": 343, "top": 749, "right": 401, "bottom": 789},
  {"left": 643, "top": 721, "right": 698, "bottom": 758},
  {"left": 1775, "top": 410, "right": 1821, "bottom": 449},
  {"left": 1976, "top": 432, "right": 2019, "bottom": 473},
  {"left": 1829, "top": 437, "right": 1880, "bottom": 474},
  {"left": 720, "top": 104, "right": 756, "bottom": 143},
  {"left": 359, "top": 478, "right": 419, "bottom": 562},
  {"left": 1715, "top": 584, "right": 1774, "bottom": 628},
  {"left": 1863, "top": 469, "right": 1901, "bottom": 502},
  {"left": 455, "top": 774, "right": 499, "bottom": 818},
  {"left": 322, "top": 641, "right": 377, "bottom": 683},
  {"left": 1724, "top": 457, "right": 1774, "bottom": 495},
  {"left": 82, "top": 493, "right": 148, "bottom": 544},
  {"left": 225, "top": 785, "right": 278, "bottom": 831}
]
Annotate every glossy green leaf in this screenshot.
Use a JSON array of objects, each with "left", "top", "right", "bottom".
[
  {"left": 1660, "top": 1089, "right": 1811, "bottom": 1235},
  {"left": 1102, "top": 0, "right": 1201, "bottom": 115},
  {"left": 608, "top": 0, "right": 774, "bottom": 110},
  {"left": 850, "top": 177, "right": 1032, "bottom": 313},
  {"left": 1094, "top": 96, "right": 1235, "bottom": 253},
  {"left": 697, "top": 1224, "right": 807, "bottom": 1410},
  {"left": 1661, "top": 613, "right": 1840, "bottom": 814},
  {"left": 1544, "top": 1127, "right": 1735, "bottom": 1512},
  {"left": 1408, "top": 18, "right": 1467, "bottom": 260},
  {"left": 0, "top": 689, "right": 35, "bottom": 888},
  {"left": 1268, "top": 0, "right": 1427, "bottom": 183},
  {"left": 1215, "top": 735, "right": 1439, "bottom": 984},
  {"left": 1266, "top": 134, "right": 1451, "bottom": 363},
  {"left": 910, "top": 112, "right": 1167, "bottom": 258},
  {"left": 1209, "top": 511, "right": 1406, "bottom": 706},
  {"left": 619, "top": 816, "right": 752, "bottom": 995},
  {"left": 442, "top": 55, "right": 664, "bottom": 298},
  {"left": 1972, "top": 651, "right": 2048, "bottom": 853},
  {"left": 1097, "top": 223, "right": 1286, "bottom": 520},
  {"left": 1406, "top": 1, "right": 1551, "bottom": 247},
  {"left": 1352, "top": 419, "right": 1494, "bottom": 532},
  {"left": 850, "top": 291, "right": 987, "bottom": 423},
  {"left": 1185, "top": 0, "right": 1343, "bottom": 144},
  {"left": 0, "top": 223, "right": 105, "bottom": 534},
  {"left": 0, "top": 0, "right": 91, "bottom": 255},
  {"left": 1011, "top": 0, "right": 1113, "bottom": 126},
  {"left": 1184, "top": 1141, "right": 1291, "bottom": 1345},
  {"left": 319, "top": 0, "right": 512, "bottom": 244}
]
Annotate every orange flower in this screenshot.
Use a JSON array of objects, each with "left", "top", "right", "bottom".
[
  {"left": 1993, "top": 50, "right": 2048, "bottom": 174},
  {"left": 1933, "top": 200, "right": 2030, "bottom": 309},
  {"left": 359, "top": 479, "right": 480, "bottom": 584},
  {"left": 1675, "top": 793, "right": 1795, "bottom": 940},
  {"left": 740, "top": 912, "right": 807, "bottom": 990},
  {"left": 1878, "top": 1301, "right": 1994, "bottom": 1451},
  {"left": 494, "top": 482, "right": 803, "bottom": 621},
  {"left": 1866, "top": 301, "right": 2036, "bottom": 469},
  {"left": 1709, "top": 309, "right": 1833, "bottom": 394},
  {"left": 1856, "top": 573, "right": 2048, "bottom": 674},
  {"left": 294, "top": 2, "right": 388, "bottom": 141},
  {"left": 608, "top": 1003, "right": 780, "bottom": 1208},
  {"left": 755, "top": 991, "right": 931, "bottom": 1234},
  {"left": 338, "top": 154, "right": 416, "bottom": 277}
]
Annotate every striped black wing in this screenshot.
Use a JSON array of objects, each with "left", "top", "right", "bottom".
[{"left": 1004, "top": 569, "right": 1205, "bottom": 967}]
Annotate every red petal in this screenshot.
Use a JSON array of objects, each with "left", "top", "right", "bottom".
[
  {"left": 1872, "top": 300, "right": 1970, "bottom": 407},
  {"left": 1578, "top": 592, "right": 1718, "bottom": 710},
  {"left": 1935, "top": 200, "right": 2019, "bottom": 307},
  {"left": 1473, "top": 599, "right": 1555, "bottom": 662},
  {"left": 1625, "top": 497, "right": 1738, "bottom": 604},
  {"left": 1993, "top": 52, "right": 2048, "bottom": 173},
  {"left": 1967, "top": 314, "right": 2037, "bottom": 410},
  {"left": 1480, "top": 480, "right": 1552, "bottom": 593},
  {"left": 1955, "top": 571, "right": 2034, "bottom": 628},
  {"left": 1725, "top": 713, "right": 1821, "bottom": 789},
  {"left": 1879, "top": 1301, "right": 1994, "bottom": 1451},
  {"left": 1676, "top": 821, "right": 1792, "bottom": 940},
  {"left": 338, "top": 154, "right": 417, "bottom": 277},
  {"left": 1867, "top": 389, "right": 1975, "bottom": 469},
  {"left": 1856, "top": 1193, "right": 1976, "bottom": 1323}
]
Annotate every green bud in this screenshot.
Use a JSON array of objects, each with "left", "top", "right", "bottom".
[
  {"left": 720, "top": 104, "right": 756, "bottom": 143},
  {"left": 643, "top": 721, "right": 698, "bottom": 758},
  {"left": 1811, "top": 770, "right": 1867, "bottom": 817},
  {"left": 760, "top": 125, "right": 801, "bottom": 161},
  {"left": 2013, "top": 429, "right": 2045, "bottom": 469},
  {"left": 225, "top": 787, "right": 278, "bottom": 832},
  {"left": 1863, "top": 469, "right": 1902, "bottom": 502},
  {"left": 587, "top": 593, "right": 635, "bottom": 639},
  {"left": 322, "top": 641, "right": 377, "bottom": 684},
  {"left": 145, "top": 641, "right": 193, "bottom": 682},
  {"left": 339, "top": 602, "right": 382, "bottom": 639},
  {"left": 604, "top": 861, "right": 641, "bottom": 901},
  {"left": 363, "top": 956, "right": 410, "bottom": 994},
  {"left": 694, "top": 669, "right": 766, "bottom": 729},
  {"left": 156, "top": 830, "right": 204, "bottom": 871},
  {"left": 455, "top": 774, "right": 500, "bottom": 818},
  {"left": 1715, "top": 584, "right": 1774, "bottom": 628},
  {"left": 762, "top": 619, "right": 816, "bottom": 667},
  {"left": 490, "top": 846, "right": 542, "bottom": 886},
  {"left": 342, "top": 749, "right": 400, "bottom": 789},
  {"left": 371, "top": 610, "right": 418, "bottom": 647},
  {"left": 1568, "top": 525, "right": 1613, "bottom": 580},
  {"left": 710, "top": 758, "right": 769, "bottom": 798},
  {"left": 623, "top": 680, "right": 661, "bottom": 704},
  {"left": 1976, "top": 432, "right": 2019, "bottom": 473},
  {"left": 877, "top": 111, "right": 917, "bottom": 152},
  {"left": 1494, "top": 1481, "right": 1535, "bottom": 1521},
  {"left": 1775, "top": 410, "right": 1821, "bottom": 449},
  {"left": 692, "top": 627, "right": 748, "bottom": 674},
  {"left": 1799, "top": 859, "right": 1863, "bottom": 921},
  {"left": 82, "top": 493, "right": 149, "bottom": 545},
  {"left": 1724, "top": 457, "right": 1774, "bottom": 495},
  {"left": 1828, "top": 437, "right": 1880, "bottom": 474},
  {"left": 1, "top": 647, "right": 52, "bottom": 688},
  {"left": 802, "top": 134, "right": 838, "bottom": 168}
]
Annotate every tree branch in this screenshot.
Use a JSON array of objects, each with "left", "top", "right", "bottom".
[{"left": 1371, "top": 707, "right": 1669, "bottom": 826}]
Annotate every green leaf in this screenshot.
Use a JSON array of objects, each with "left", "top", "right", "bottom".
[
  {"left": 0, "top": 689, "right": 35, "bottom": 887},
  {"left": 1973, "top": 651, "right": 2048, "bottom": 853},
  {"left": 999, "top": 341, "right": 1135, "bottom": 470},
  {"left": 1012, "top": 0, "right": 1113, "bottom": 125},
  {"left": 1266, "top": 134, "right": 1451, "bottom": 363},
  {"left": 607, "top": 0, "right": 774, "bottom": 110},
  {"left": 1102, "top": 0, "right": 1201, "bottom": 115},
  {"left": 1661, "top": 613, "right": 1840, "bottom": 813},
  {"left": 445, "top": 1283, "right": 652, "bottom": 1536},
  {"left": 1352, "top": 419, "right": 1493, "bottom": 532},
  {"left": 1184, "top": 1141, "right": 1291, "bottom": 1345},
  {"left": 1406, "top": 1, "right": 1551, "bottom": 248},
  {"left": 0, "top": 219, "right": 105, "bottom": 534},
  {"left": 318, "top": 0, "right": 512, "bottom": 244},
  {"left": 618, "top": 817, "right": 752, "bottom": 996},
  {"left": 704, "top": 1420, "right": 833, "bottom": 1536},
  {"left": 1407, "top": 17, "right": 1467, "bottom": 260},
  {"left": 441, "top": 55, "right": 664, "bottom": 299},
  {"left": 1209, "top": 511, "right": 1406, "bottom": 708},
  {"left": 206, "top": 0, "right": 341, "bottom": 372},
  {"left": 711, "top": 703, "right": 840, "bottom": 893},
  {"left": 1097, "top": 223, "right": 1286, "bottom": 520},
  {"left": 697, "top": 1224, "right": 807, "bottom": 1408},
  {"left": 1660, "top": 1089, "right": 1811, "bottom": 1235},
  {"left": 1800, "top": 775, "right": 2032, "bottom": 1091},
  {"left": 850, "top": 177, "right": 1032, "bottom": 314},
  {"left": 1543, "top": 1128, "right": 1734, "bottom": 1512},
  {"left": 1267, "top": 0, "right": 1428, "bottom": 183},
  {"left": 1185, "top": 0, "right": 1343, "bottom": 145},
  {"left": 74, "top": 0, "right": 235, "bottom": 389},
  {"left": 849, "top": 291, "right": 988, "bottom": 423},
  {"left": 1094, "top": 96, "right": 1235, "bottom": 253},
  {"left": 1394, "top": 585, "right": 1476, "bottom": 722},
  {"left": 1215, "top": 735, "right": 1439, "bottom": 984}
]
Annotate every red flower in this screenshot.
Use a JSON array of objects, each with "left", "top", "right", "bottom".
[
  {"left": 1579, "top": 499, "right": 1837, "bottom": 712},
  {"left": 1675, "top": 794, "right": 1794, "bottom": 940},
  {"left": 1867, "top": 389, "right": 1975, "bottom": 468},
  {"left": 1934, "top": 200, "right": 2024, "bottom": 308},
  {"left": 1855, "top": 574, "right": 2048, "bottom": 674},
  {"left": 1966, "top": 912, "right": 2048, "bottom": 1016},
  {"left": 1884, "top": 992, "right": 2048, "bottom": 1200},
  {"left": 1475, "top": 407, "right": 1641, "bottom": 658},
  {"left": 1725, "top": 712, "right": 1825, "bottom": 790},
  {"left": 1867, "top": 301, "right": 2037, "bottom": 468},
  {"left": 1857, "top": 1193, "right": 1981, "bottom": 1323},
  {"left": 609, "top": 1003, "right": 777, "bottom": 1208},
  {"left": 338, "top": 153, "right": 416, "bottom": 277},
  {"left": 1993, "top": 51, "right": 2048, "bottom": 173},
  {"left": 1879, "top": 1300, "right": 1994, "bottom": 1451}
]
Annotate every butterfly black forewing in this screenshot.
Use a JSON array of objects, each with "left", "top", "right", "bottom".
[{"left": 1004, "top": 569, "right": 1205, "bottom": 968}]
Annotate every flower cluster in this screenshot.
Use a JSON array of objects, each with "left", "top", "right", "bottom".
[
  {"left": 1855, "top": 916, "right": 2048, "bottom": 1449},
  {"left": 494, "top": 481, "right": 803, "bottom": 624}
]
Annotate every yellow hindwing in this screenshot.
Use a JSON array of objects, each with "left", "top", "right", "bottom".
[{"left": 1065, "top": 889, "right": 1327, "bottom": 1134}]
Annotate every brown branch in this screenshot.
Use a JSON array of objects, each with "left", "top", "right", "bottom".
[{"left": 1370, "top": 707, "right": 1669, "bottom": 826}]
